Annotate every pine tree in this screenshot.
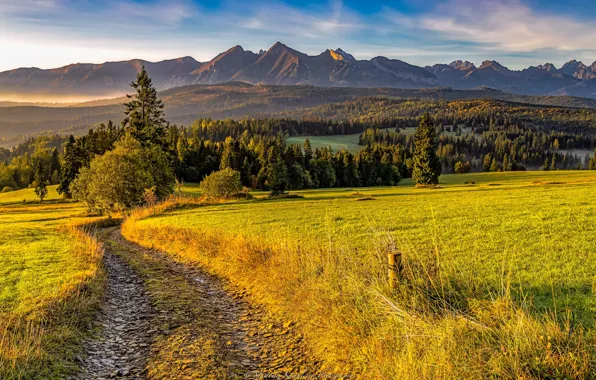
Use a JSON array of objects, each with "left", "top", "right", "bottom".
[
  {"left": 412, "top": 114, "right": 441, "bottom": 185},
  {"left": 266, "top": 145, "right": 288, "bottom": 195},
  {"left": 34, "top": 161, "right": 48, "bottom": 202},
  {"left": 58, "top": 135, "right": 81, "bottom": 198},
  {"left": 503, "top": 153, "right": 512, "bottom": 171},
  {"left": 483, "top": 153, "right": 492, "bottom": 172},
  {"left": 122, "top": 66, "right": 167, "bottom": 147},
  {"left": 490, "top": 158, "right": 500, "bottom": 172},
  {"left": 49, "top": 148, "right": 61, "bottom": 184}
]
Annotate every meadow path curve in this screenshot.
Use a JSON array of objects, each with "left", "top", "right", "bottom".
[{"left": 75, "top": 226, "right": 323, "bottom": 379}]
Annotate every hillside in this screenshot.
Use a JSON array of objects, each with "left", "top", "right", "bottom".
[{"left": 3, "top": 84, "right": 596, "bottom": 147}]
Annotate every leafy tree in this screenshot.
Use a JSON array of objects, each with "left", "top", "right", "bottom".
[
  {"left": 412, "top": 114, "right": 441, "bottom": 185},
  {"left": 454, "top": 161, "right": 471, "bottom": 174},
  {"left": 34, "top": 161, "right": 48, "bottom": 202},
  {"left": 122, "top": 66, "right": 167, "bottom": 147},
  {"left": 199, "top": 168, "right": 243, "bottom": 198},
  {"left": 71, "top": 136, "right": 173, "bottom": 214}
]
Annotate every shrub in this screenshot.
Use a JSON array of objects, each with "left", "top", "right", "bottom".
[
  {"left": 1, "top": 186, "right": 13, "bottom": 193},
  {"left": 455, "top": 161, "right": 471, "bottom": 174},
  {"left": 199, "top": 168, "right": 243, "bottom": 198}
]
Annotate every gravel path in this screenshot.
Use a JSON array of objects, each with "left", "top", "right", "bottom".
[
  {"left": 76, "top": 244, "right": 156, "bottom": 379},
  {"left": 75, "top": 227, "right": 330, "bottom": 379}
]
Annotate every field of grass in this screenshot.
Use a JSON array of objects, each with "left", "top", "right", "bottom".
[
  {"left": 285, "top": 126, "right": 473, "bottom": 154},
  {"left": 124, "top": 170, "right": 596, "bottom": 378},
  {"left": 286, "top": 133, "right": 364, "bottom": 153},
  {"left": 0, "top": 186, "right": 104, "bottom": 378}
]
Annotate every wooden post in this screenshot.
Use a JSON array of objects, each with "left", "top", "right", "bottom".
[{"left": 388, "top": 251, "right": 402, "bottom": 288}]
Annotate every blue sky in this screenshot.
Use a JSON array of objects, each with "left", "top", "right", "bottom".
[{"left": 1, "top": 0, "right": 596, "bottom": 71}]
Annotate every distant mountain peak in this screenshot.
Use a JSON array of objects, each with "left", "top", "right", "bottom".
[
  {"left": 536, "top": 63, "right": 558, "bottom": 72},
  {"left": 562, "top": 59, "right": 588, "bottom": 71},
  {"left": 334, "top": 48, "right": 355, "bottom": 61},
  {"left": 228, "top": 45, "right": 245, "bottom": 52},
  {"left": 449, "top": 60, "right": 475, "bottom": 71},
  {"left": 328, "top": 49, "right": 355, "bottom": 62}
]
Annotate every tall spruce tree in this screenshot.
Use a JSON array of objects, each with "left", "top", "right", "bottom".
[
  {"left": 34, "top": 161, "right": 48, "bottom": 202},
  {"left": 49, "top": 147, "right": 61, "bottom": 184},
  {"left": 122, "top": 66, "right": 167, "bottom": 147},
  {"left": 58, "top": 135, "right": 81, "bottom": 198},
  {"left": 412, "top": 114, "right": 441, "bottom": 185}
]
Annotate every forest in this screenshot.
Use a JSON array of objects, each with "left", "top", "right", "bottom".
[{"left": 2, "top": 73, "right": 596, "bottom": 197}]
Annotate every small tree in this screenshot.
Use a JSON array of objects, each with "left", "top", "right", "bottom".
[
  {"left": 199, "top": 168, "right": 243, "bottom": 198},
  {"left": 412, "top": 114, "right": 442, "bottom": 185},
  {"left": 483, "top": 153, "right": 492, "bottom": 172},
  {"left": 34, "top": 161, "right": 48, "bottom": 202},
  {"left": 454, "top": 161, "right": 471, "bottom": 174},
  {"left": 490, "top": 158, "right": 500, "bottom": 172},
  {"left": 71, "top": 135, "right": 173, "bottom": 214}
]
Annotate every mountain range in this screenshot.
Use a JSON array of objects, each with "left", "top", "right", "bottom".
[{"left": 2, "top": 41, "right": 596, "bottom": 100}]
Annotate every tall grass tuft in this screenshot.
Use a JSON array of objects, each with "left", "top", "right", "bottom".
[{"left": 123, "top": 198, "right": 596, "bottom": 379}]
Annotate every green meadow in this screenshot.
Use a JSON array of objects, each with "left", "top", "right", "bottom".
[
  {"left": 0, "top": 186, "right": 103, "bottom": 378},
  {"left": 146, "top": 171, "right": 596, "bottom": 316},
  {"left": 286, "top": 133, "right": 364, "bottom": 154},
  {"left": 127, "top": 170, "right": 596, "bottom": 378}
]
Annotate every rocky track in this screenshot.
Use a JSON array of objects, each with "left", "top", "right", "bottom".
[
  {"left": 75, "top": 227, "right": 329, "bottom": 379},
  {"left": 76, "top": 243, "right": 155, "bottom": 379}
]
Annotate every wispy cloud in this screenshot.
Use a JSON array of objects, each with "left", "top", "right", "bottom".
[
  {"left": 238, "top": 0, "right": 363, "bottom": 38},
  {"left": 386, "top": 0, "right": 596, "bottom": 53},
  {"left": 109, "top": 0, "right": 197, "bottom": 26},
  {"left": 0, "top": 0, "right": 58, "bottom": 12}
]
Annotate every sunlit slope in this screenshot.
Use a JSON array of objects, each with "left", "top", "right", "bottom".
[
  {"left": 0, "top": 186, "right": 103, "bottom": 378},
  {"left": 126, "top": 170, "right": 596, "bottom": 378}
]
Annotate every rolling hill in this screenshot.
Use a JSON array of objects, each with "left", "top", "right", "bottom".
[{"left": 3, "top": 84, "right": 596, "bottom": 147}]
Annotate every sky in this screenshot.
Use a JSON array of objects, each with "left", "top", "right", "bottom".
[{"left": 1, "top": 0, "right": 596, "bottom": 71}]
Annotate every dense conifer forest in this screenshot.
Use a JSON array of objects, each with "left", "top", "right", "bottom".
[{"left": 3, "top": 86, "right": 596, "bottom": 193}]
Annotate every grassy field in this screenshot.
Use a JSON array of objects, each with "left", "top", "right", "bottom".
[
  {"left": 125, "top": 170, "right": 596, "bottom": 378},
  {"left": 286, "top": 133, "right": 364, "bottom": 153},
  {"left": 285, "top": 126, "right": 473, "bottom": 154},
  {"left": 0, "top": 186, "right": 104, "bottom": 378}
]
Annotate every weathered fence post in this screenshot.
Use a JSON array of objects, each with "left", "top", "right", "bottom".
[{"left": 388, "top": 251, "right": 402, "bottom": 288}]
